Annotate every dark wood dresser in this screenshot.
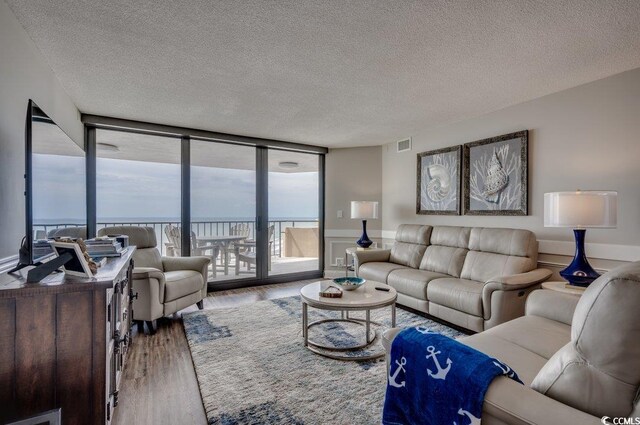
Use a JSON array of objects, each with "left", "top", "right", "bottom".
[{"left": 0, "top": 247, "right": 136, "bottom": 425}]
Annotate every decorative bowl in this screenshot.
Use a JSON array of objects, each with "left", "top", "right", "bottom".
[{"left": 332, "top": 277, "right": 366, "bottom": 291}]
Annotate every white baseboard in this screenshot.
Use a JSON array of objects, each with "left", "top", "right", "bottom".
[{"left": 0, "top": 255, "right": 18, "bottom": 274}]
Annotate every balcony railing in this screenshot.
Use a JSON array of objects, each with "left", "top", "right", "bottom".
[{"left": 34, "top": 219, "right": 319, "bottom": 257}]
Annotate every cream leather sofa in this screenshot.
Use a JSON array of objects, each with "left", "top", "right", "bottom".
[
  {"left": 354, "top": 224, "right": 552, "bottom": 332},
  {"left": 383, "top": 261, "right": 640, "bottom": 424},
  {"left": 99, "top": 226, "right": 210, "bottom": 334}
]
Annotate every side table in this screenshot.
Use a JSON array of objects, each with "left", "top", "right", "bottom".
[{"left": 541, "top": 281, "right": 586, "bottom": 296}]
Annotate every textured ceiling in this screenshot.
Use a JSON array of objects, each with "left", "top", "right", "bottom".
[{"left": 7, "top": 0, "right": 640, "bottom": 148}]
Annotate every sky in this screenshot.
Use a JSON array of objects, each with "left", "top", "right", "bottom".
[{"left": 32, "top": 154, "right": 319, "bottom": 223}]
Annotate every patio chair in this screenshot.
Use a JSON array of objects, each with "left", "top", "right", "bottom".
[
  {"left": 164, "top": 224, "right": 220, "bottom": 278},
  {"left": 225, "top": 223, "right": 252, "bottom": 265},
  {"left": 236, "top": 225, "right": 275, "bottom": 273}
]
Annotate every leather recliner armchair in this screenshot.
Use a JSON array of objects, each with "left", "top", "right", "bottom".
[{"left": 98, "top": 226, "right": 210, "bottom": 334}]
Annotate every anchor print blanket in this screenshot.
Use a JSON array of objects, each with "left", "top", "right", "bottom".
[{"left": 382, "top": 327, "right": 523, "bottom": 425}]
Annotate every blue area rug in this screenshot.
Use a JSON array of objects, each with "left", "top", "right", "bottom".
[{"left": 183, "top": 295, "right": 465, "bottom": 425}]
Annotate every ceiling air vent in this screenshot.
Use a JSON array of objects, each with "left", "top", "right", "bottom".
[{"left": 397, "top": 137, "right": 412, "bottom": 153}]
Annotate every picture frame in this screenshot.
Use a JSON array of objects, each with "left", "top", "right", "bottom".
[
  {"left": 416, "top": 145, "right": 462, "bottom": 215},
  {"left": 50, "top": 241, "right": 94, "bottom": 278},
  {"left": 463, "top": 130, "right": 528, "bottom": 215}
]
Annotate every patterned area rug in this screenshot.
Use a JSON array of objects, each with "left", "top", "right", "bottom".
[{"left": 183, "top": 295, "right": 465, "bottom": 425}]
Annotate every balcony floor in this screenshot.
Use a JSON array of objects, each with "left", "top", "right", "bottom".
[{"left": 207, "top": 256, "right": 319, "bottom": 283}]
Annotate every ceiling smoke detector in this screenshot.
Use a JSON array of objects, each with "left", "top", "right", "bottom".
[
  {"left": 278, "top": 161, "right": 299, "bottom": 169},
  {"left": 97, "top": 143, "right": 120, "bottom": 153}
]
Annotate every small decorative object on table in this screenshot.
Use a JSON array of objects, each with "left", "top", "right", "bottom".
[
  {"left": 319, "top": 286, "right": 343, "bottom": 298},
  {"left": 333, "top": 276, "right": 366, "bottom": 291}
]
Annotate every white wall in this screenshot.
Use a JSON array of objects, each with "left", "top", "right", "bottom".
[
  {"left": 0, "top": 1, "right": 83, "bottom": 261},
  {"left": 381, "top": 68, "right": 640, "bottom": 271},
  {"left": 324, "top": 146, "right": 382, "bottom": 273}
]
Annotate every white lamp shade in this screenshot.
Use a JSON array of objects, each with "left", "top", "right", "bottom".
[
  {"left": 544, "top": 191, "right": 617, "bottom": 228},
  {"left": 351, "top": 201, "right": 379, "bottom": 219}
]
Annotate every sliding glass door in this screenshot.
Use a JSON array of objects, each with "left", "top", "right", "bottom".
[
  {"left": 191, "top": 140, "right": 257, "bottom": 285},
  {"left": 268, "top": 150, "right": 320, "bottom": 276}
]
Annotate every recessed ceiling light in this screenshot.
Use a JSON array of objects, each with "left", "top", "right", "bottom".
[
  {"left": 278, "top": 161, "right": 299, "bottom": 169},
  {"left": 97, "top": 143, "right": 120, "bottom": 153}
]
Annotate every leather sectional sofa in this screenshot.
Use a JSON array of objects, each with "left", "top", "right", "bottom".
[
  {"left": 382, "top": 260, "right": 640, "bottom": 424},
  {"left": 353, "top": 224, "right": 552, "bottom": 332}
]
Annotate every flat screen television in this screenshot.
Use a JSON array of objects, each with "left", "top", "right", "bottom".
[{"left": 10, "top": 100, "right": 86, "bottom": 272}]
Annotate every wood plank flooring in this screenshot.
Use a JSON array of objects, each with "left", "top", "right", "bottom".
[{"left": 112, "top": 280, "right": 310, "bottom": 425}]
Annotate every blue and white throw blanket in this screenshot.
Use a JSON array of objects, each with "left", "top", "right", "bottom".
[{"left": 382, "top": 327, "right": 523, "bottom": 425}]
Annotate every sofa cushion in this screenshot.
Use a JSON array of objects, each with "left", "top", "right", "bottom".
[
  {"left": 479, "top": 315, "right": 571, "bottom": 360},
  {"left": 461, "top": 251, "right": 536, "bottom": 283},
  {"left": 419, "top": 246, "right": 468, "bottom": 277},
  {"left": 427, "top": 278, "right": 484, "bottom": 316},
  {"left": 460, "top": 227, "right": 537, "bottom": 283},
  {"left": 468, "top": 227, "right": 537, "bottom": 259},
  {"left": 430, "top": 226, "right": 471, "bottom": 249},
  {"left": 164, "top": 270, "right": 204, "bottom": 302},
  {"left": 417, "top": 226, "right": 470, "bottom": 277},
  {"left": 531, "top": 261, "right": 640, "bottom": 419},
  {"left": 389, "top": 224, "right": 431, "bottom": 268},
  {"left": 395, "top": 224, "right": 432, "bottom": 244},
  {"left": 461, "top": 331, "right": 549, "bottom": 385},
  {"left": 358, "top": 262, "right": 408, "bottom": 283},
  {"left": 387, "top": 269, "right": 448, "bottom": 301}
]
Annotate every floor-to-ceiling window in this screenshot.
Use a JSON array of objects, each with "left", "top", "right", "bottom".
[
  {"left": 191, "top": 140, "right": 257, "bottom": 284},
  {"left": 86, "top": 117, "right": 325, "bottom": 289},
  {"left": 95, "top": 130, "right": 181, "bottom": 256},
  {"left": 268, "top": 150, "right": 320, "bottom": 276}
]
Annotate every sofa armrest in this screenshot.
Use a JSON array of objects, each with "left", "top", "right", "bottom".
[
  {"left": 484, "top": 269, "right": 553, "bottom": 291},
  {"left": 352, "top": 249, "right": 391, "bottom": 270},
  {"left": 131, "top": 267, "right": 166, "bottom": 321},
  {"left": 482, "top": 375, "right": 601, "bottom": 425},
  {"left": 133, "top": 267, "right": 165, "bottom": 283},
  {"left": 162, "top": 255, "right": 210, "bottom": 275},
  {"left": 525, "top": 289, "right": 579, "bottom": 326},
  {"left": 481, "top": 269, "right": 552, "bottom": 325}
]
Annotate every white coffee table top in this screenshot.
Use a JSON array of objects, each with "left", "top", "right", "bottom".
[{"left": 300, "top": 280, "right": 397, "bottom": 310}]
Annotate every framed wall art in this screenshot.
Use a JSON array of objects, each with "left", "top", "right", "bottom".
[
  {"left": 463, "top": 130, "right": 528, "bottom": 215},
  {"left": 416, "top": 145, "right": 461, "bottom": 215}
]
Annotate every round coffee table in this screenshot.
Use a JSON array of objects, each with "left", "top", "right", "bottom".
[{"left": 300, "top": 280, "right": 397, "bottom": 361}]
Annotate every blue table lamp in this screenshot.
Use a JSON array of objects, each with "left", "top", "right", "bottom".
[
  {"left": 544, "top": 190, "right": 617, "bottom": 287},
  {"left": 351, "top": 201, "right": 379, "bottom": 248}
]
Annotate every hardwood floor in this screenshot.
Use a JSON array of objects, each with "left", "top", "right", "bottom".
[{"left": 112, "top": 280, "right": 310, "bottom": 425}]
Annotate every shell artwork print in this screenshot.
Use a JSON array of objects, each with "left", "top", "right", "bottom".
[
  {"left": 469, "top": 142, "right": 521, "bottom": 210},
  {"left": 420, "top": 150, "right": 459, "bottom": 212},
  {"left": 482, "top": 149, "right": 509, "bottom": 203},
  {"left": 426, "top": 164, "right": 450, "bottom": 202}
]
